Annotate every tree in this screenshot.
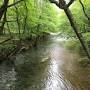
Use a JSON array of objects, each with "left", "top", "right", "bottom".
[{"left": 49, "top": 0, "right": 90, "bottom": 59}]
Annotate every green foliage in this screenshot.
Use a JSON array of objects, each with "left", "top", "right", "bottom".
[
  {"left": 64, "top": 40, "right": 81, "bottom": 52},
  {"left": 0, "top": 0, "right": 90, "bottom": 42},
  {"left": 1, "top": 0, "right": 58, "bottom": 39},
  {"left": 58, "top": 0, "right": 90, "bottom": 39}
]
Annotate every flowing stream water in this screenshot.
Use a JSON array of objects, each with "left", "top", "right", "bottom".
[{"left": 0, "top": 38, "right": 90, "bottom": 90}]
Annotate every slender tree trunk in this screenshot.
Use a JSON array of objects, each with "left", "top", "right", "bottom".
[
  {"left": 64, "top": 8, "right": 90, "bottom": 59},
  {"left": 0, "top": 0, "right": 9, "bottom": 21},
  {"left": 0, "top": 10, "right": 7, "bottom": 35},
  {"left": 56, "top": 0, "right": 90, "bottom": 59},
  {"left": 0, "top": 0, "right": 9, "bottom": 34}
]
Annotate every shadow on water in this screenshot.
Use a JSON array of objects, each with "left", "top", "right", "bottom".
[
  {"left": 0, "top": 61, "right": 16, "bottom": 90},
  {"left": 0, "top": 39, "right": 90, "bottom": 90}
]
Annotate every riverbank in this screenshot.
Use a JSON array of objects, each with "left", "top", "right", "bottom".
[
  {"left": 0, "top": 35, "right": 90, "bottom": 66},
  {"left": 0, "top": 33, "right": 50, "bottom": 63},
  {"left": 15, "top": 41, "right": 76, "bottom": 90},
  {"left": 0, "top": 38, "right": 90, "bottom": 90},
  {"left": 58, "top": 38, "right": 90, "bottom": 66}
]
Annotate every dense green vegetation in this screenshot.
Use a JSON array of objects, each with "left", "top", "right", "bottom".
[
  {"left": 58, "top": 0, "right": 90, "bottom": 57},
  {"left": 0, "top": 0, "right": 59, "bottom": 61},
  {"left": 0, "top": 0, "right": 90, "bottom": 61},
  {"left": 58, "top": 0, "right": 90, "bottom": 39},
  {"left": 0, "top": 0, "right": 58, "bottom": 38}
]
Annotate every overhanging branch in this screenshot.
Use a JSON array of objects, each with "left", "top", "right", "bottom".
[
  {"left": 79, "top": 0, "right": 90, "bottom": 21},
  {"left": 49, "top": 0, "right": 75, "bottom": 9},
  {"left": 0, "top": 0, "right": 24, "bottom": 13},
  {"left": 67, "top": 0, "right": 75, "bottom": 8},
  {"left": 49, "top": 0, "right": 59, "bottom": 7},
  {"left": 8, "top": 0, "right": 24, "bottom": 8}
]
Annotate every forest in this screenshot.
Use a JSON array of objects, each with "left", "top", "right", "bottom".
[{"left": 0, "top": 0, "right": 90, "bottom": 90}]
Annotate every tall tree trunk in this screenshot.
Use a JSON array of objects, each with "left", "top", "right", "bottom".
[
  {"left": 64, "top": 8, "right": 90, "bottom": 59},
  {"left": 0, "top": 11, "right": 7, "bottom": 35},
  {"left": 0, "top": 0, "right": 9, "bottom": 21},
  {"left": 51, "top": 0, "right": 90, "bottom": 59},
  {"left": 0, "top": 0, "right": 9, "bottom": 34}
]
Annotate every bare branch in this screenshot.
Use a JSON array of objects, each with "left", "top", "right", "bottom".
[
  {"left": 0, "top": 20, "right": 21, "bottom": 23},
  {"left": 49, "top": 0, "right": 75, "bottom": 9},
  {"left": 8, "top": 0, "right": 24, "bottom": 8},
  {"left": 0, "top": 0, "right": 24, "bottom": 13},
  {"left": 49, "top": 0, "right": 59, "bottom": 7},
  {"left": 67, "top": 0, "right": 75, "bottom": 7},
  {"left": 79, "top": 0, "right": 90, "bottom": 21}
]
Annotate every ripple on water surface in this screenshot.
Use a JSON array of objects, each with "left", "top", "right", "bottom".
[{"left": 0, "top": 40, "right": 90, "bottom": 90}]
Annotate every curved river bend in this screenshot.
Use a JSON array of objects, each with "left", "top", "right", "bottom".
[{"left": 0, "top": 39, "right": 90, "bottom": 90}]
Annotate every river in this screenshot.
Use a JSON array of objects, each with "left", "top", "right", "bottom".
[{"left": 0, "top": 38, "right": 90, "bottom": 90}]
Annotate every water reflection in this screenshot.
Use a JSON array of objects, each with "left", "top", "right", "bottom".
[
  {"left": 14, "top": 41, "right": 90, "bottom": 90},
  {"left": 44, "top": 60, "right": 66, "bottom": 90},
  {"left": 0, "top": 61, "right": 16, "bottom": 90},
  {"left": 44, "top": 44, "right": 73, "bottom": 90},
  {"left": 0, "top": 40, "right": 90, "bottom": 90}
]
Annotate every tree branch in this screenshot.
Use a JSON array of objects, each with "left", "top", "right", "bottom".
[
  {"left": 8, "top": 0, "right": 24, "bottom": 8},
  {"left": 49, "top": 0, "right": 75, "bottom": 9},
  {"left": 79, "top": 0, "right": 90, "bottom": 21},
  {"left": 0, "top": 0, "right": 24, "bottom": 13},
  {"left": 67, "top": 0, "right": 75, "bottom": 8},
  {"left": 49, "top": 0, "right": 59, "bottom": 7}
]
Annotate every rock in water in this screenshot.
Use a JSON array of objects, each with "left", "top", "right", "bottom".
[{"left": 41, "top": 57, "right": 50, "bottom": 63}]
